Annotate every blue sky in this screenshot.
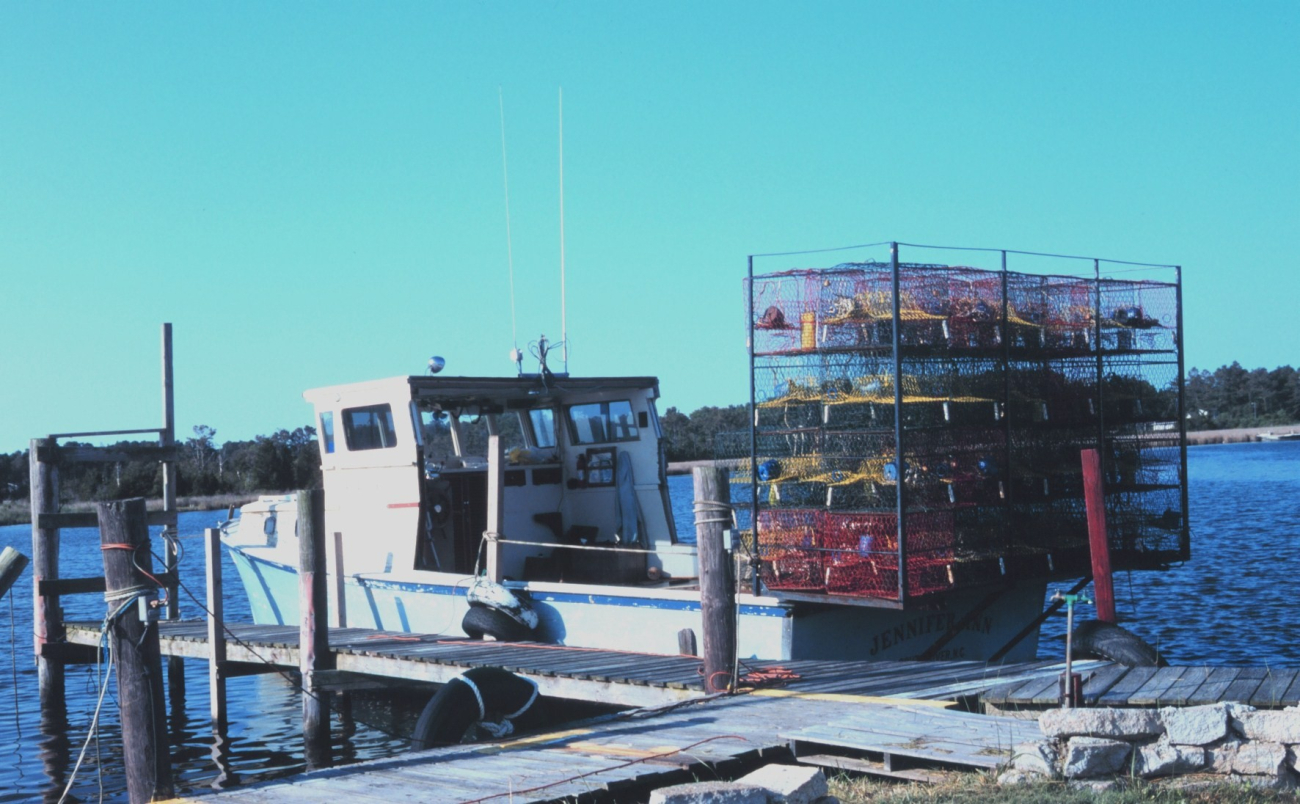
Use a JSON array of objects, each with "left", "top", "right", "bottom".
[{"left": 1, "top": 2, "right": 1297, "bottom": 451}]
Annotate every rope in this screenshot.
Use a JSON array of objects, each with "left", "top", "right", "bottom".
[
  {"left": 104, "top": 583, "right": 157, "bottom": 603},
  {"left": 457, "top": 675, "right": 487, "bottom": 722}
]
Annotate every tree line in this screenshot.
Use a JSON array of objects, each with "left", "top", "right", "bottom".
[
  {"left": 1186, "top": 363, "right": 1300, "bottom": 430},
  {"left": 0, "top": 425, "right": 321, "bottom": 505}
]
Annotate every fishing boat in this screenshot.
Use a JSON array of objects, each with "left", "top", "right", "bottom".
[{"left": 221, "top": 244, "right": 1191, "bottom": 663}]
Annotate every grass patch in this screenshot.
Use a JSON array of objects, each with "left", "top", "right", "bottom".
[{"left": 828, "top": 772, "right": 1294, "bottom": 803}]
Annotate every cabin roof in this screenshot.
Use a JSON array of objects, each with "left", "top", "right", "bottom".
[{"left": 304, "top": 375, "right": 660, "bottom": 407}]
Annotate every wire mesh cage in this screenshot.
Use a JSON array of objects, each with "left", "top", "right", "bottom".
[{"left": 732, "top": 248, "right": 1188, "bottom": 606}]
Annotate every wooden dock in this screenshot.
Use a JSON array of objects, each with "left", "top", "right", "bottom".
[
  {"left": 63, "top": 619, "right": 1104, "bottom": 708},
  {"left": 985, "top": 663, "right": 1300, "bottom": 709},
  {"left": 169, "top": 688, "right": 1045, "bottom": 803}
]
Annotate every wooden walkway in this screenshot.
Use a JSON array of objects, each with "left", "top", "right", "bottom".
[
  {"left": 984, "top": 664, "right": 1300, "bottom": 709},
  {"left": 63, "top": 620, "right": 1105, "bottom": 708},
  {"left": 172, "top": 689, "right": 1045, "bottom": 803}
]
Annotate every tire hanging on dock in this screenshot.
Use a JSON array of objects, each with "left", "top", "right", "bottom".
[
  {"left": 410, "top": 667, "right": 543, "bottom": 750},
  {"left": 1071, "top": 620, "right": 1167, "bottom": 667}
]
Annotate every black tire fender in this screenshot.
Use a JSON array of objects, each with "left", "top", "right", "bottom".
[
  {"left": 410, "top": 667, "right": 542, "bottom": 750},
  {"left": 462, "top": 604, "right": 529, "bottom": 642},
  {"left": 1071, "top": 620, "right": 1167, "bottom": 667}
]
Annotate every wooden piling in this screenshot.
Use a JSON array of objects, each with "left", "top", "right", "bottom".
[
  {"left": 693, "top": 466, "right": 735, "bottom": 694},
  {"left": 29, "top": 437, "right": 64, "bottom": 707},
  {"left": 484, "top": 428, "right": 505, "bottom": 583},
  {"left": 298, "top": 488, "right": 331, "bottom": 762},
  {"left": 98, "top": 498, "right": 174, "bottom": 803},
  {"left": 205, "top": 527, "right": 227, "bottom": 727},
  {"left": 160, "top": 323, "right": 185, "bottom": 699},
  {"left": 0, "top": 546, "right": 29, "bottom": 602},
  {"left": 1081, "top": 448, "right": 1117, "bottom": 623}
]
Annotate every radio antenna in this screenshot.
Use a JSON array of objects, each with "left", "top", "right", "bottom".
[
  {"left": 499, "top": 87, "right": 520, "bottom": 369},
  {"left": 558, "top": 86, "right": 568, "bottom": 374}
]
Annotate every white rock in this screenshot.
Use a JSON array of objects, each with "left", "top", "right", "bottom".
[
  {"left": 650, "top": 781, "right": 770, "bottom": 804},
  {"left": 1230, "top": 742, "right": 1287, "bottom": 777},
  {"left": 1235, "top": 710, "right": 1300, "bottom": 744},
  {"left": 737, "top": 764, "right": 827, "bottom": 804},
  {"left": 1010, "top": 740, "right": 1059, "bottom": 777},
  {"left": 1160, "top": 704, "right": 1230, "bottom": 746},
  {"left": 1225, "top": 773, "right": 1292, "bottom": 791},
  {"left": 1134, "top": 739, "right": 1206, "bottom": 778},
  {"left": 997, "top": 770, "right": 1042, "bottom": 786},
  {"left": 1206, "top": 739, "right": 1244, "bottom": 774},
  {"left": 1068, "top": 778, "right": 1121, "bottom": 793},
  {"left": 1040, "top": 707, "right": 1164, "bottom": 739},
  {"left": 1062, "top": 736, "right": 1132, "bottom": 778},
  {"left": 1226, "top": 702, "right": 1258, "bottom": 736}
]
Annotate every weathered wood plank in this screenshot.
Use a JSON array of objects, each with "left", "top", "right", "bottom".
[
  {"left": 1097, "top": 666, "right": 1159, "bottom": 706},
  {"left": 1157, "top": 666, "right": 1212, "bottom": 707},
  {"left": 1186, "top": 667, "right": 1241, "bottom": 705},
  {"left": 1128, "top": 666, "right": 1188, "bottom": 706},
  {"left": 1250, "top": 669, "right": 1298, "bottom": 708},
  {"left": 1221, "top": 668, "right": 1269, "bottom": 705},
  {"left": 1080, "top": 664, "right": 1131, "bottom": 704}
]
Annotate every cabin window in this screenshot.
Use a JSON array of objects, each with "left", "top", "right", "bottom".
[
  {"left": 343, "top": 404, "right": 398, "bottom": 451},
  {"left": 529, "top": 408, "right": 557, "bottom": 448},
  {"left": 567, "top": 400, "right": 639, "bottom": 444},
  {"left": 319, "top": 412, "right": 335, "bottom": 454}
]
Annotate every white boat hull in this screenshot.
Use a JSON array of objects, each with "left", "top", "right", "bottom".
[{"left": 226, "top": 541, "right": 1045, "bottom": 662}]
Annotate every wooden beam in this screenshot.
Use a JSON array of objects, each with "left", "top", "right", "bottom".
[
  {"left": 39, "top": 572, "right": 177, "bottom": 597},
  {"left": 58, "top": 444, "right": 179, "bottom": 464},
  {"left": 37, "top": 510, "right": 177, "bottom": 530},
  {"left": 0, "top": 546, "right": 29, "bottom": 602}
]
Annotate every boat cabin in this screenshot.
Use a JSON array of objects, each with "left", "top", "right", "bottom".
[{"left": 303, "top": 374, "right": 697, "bottom": 586}]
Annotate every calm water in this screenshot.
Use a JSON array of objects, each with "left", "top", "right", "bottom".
[{"left": 1, "top": 442, "right": 1297, "bottom": 800}]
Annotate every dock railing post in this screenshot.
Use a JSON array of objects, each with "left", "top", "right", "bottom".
[
  {"left": 693, "top": 466, "right": 736, "bottom": 694},
  {"left": 98, "top": 498, "right": 174, "bottom": 803},
  {"left": 1080, "top": 448, "right": 1117, "bottom": 623},
  {"left": 298, "top": 488, "right": 331, "bottom": 766},
  {"left": 204, "top": 527, "right": 227, "bottom": 728},
  {"left": 30, "top": 437, "right": 65, "bottom": 709}
]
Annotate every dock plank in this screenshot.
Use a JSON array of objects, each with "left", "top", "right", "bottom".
[
  {"left": 1097, "top": 667, "right": 1159, "bottom": 706},
  {"left": 1128, "top": 666, "right": 1188, "bottom": 706},
  {"left": 1186, "top": 667, "right": 1241, "bottom": 705},
  {"left": 1222, "top": 668, "right": 1269, "bottom": 704},
  {"left": 1250, "top": 669, "right": 1298, "bottom": 708},
  {"left": 1157, "top": 667, "right": 1212, "bottom": 706}
]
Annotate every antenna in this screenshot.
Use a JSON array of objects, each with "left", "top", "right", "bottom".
[
  {"left": 559, "top": 87, "right": 568, "bottom": 374},
  {"left": 499, "top": 87, "right": 520, "bottom": 369}
]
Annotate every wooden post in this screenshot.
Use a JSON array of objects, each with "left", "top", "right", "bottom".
[
  {"left": 484, "top": 425, "right": 505, "bottom": 582},
  {"left": 298, "top": 488, "right": 331, "bottom": 764},
  {"left": 1081, "top": 448, "right": 1117, "bottom": 623},
  {"left": 205, "top": 528, "right": 227, "bottom": 727},
  {"left": 693, "top": 466, "right": 735, "bottom": 694},
  {"left": 0, "top": 546, "right": 29, "bottom": 601},
  {"left": 332, "top": 531, "right": 347, "bottom": 628},
  {"left": 160, "top": 323, "right": 185, "bottom": 700},
  {"left": 29, "top": 437, "right": 64, "bottom": 708},
  {"left": 98, "top": 498, "right": 174, "bottom": 803}
]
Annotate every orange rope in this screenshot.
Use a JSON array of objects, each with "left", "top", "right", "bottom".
[
  {"left": 100, "top": 543, "right": 135, "bottom": 551},
  {"left": 435, "top": 638, "right": 703, "bottom": 661}
]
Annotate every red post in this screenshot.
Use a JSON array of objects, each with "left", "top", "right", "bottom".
[{"left": 1081, "top": 448, "right": 1116, "bottom": 623}]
